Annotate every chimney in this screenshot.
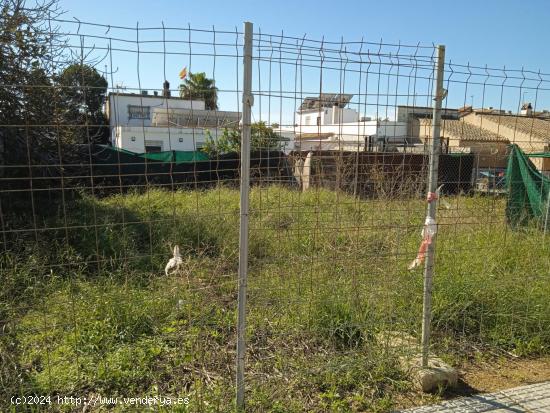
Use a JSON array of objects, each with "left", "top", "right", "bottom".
[
  {"left": 520, "top": 102, "right": 533, "bottom": 116},
  {"left": 331, "top": 103, "right": 340, "bottom": 125},
  {"left": 162, "top": 80, "right": 171, "bottom": 98}
]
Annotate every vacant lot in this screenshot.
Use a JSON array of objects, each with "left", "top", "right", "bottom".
[{"left": 1, "top": 186, "right": 549, "bottom": 412}]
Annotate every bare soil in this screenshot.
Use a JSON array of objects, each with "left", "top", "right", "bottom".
[
  {"left": 394, "top": 356, "right": 550, "bottom": 411},
  {"left": 457, "top": 356, "right": 550, "bottom": 393}
]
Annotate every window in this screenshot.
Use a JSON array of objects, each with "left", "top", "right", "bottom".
[
  {"left": 145, "top": 145, "right": 162, "bottom": 153},
  {"left": 128, "top": 105, "right": 151, "bottom": 119},
  {"left": 304, "top": 116, "right": 310, "bottom": 125},
  {"left": 145, "top": 140, "right": 163, "bottom": 153}
]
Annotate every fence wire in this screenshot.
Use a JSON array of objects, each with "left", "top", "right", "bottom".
[{"left": 1, "top": 8, "right": 550, "bottom": 413}]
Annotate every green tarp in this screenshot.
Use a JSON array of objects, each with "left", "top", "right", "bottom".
[
  {"left": 506, "top": 144, "right": 550, "bottom": 230},
  {"left": 103, "top": 146, "right": 209, "bottom": 163},
  {"left": 91, "top": 145, "right": 213, "bottom": 187}
]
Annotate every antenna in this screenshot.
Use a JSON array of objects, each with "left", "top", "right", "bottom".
[{"left": 114, "top": 81, "right": 126, "bottom": 93}]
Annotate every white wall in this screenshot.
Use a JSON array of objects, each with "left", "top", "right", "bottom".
[
  {"left": 282, "top": 118, "right": 407, "bottom": 152},
  {"left": 285, "top": 122, "right": 401, "bottom": 139},
  {"left": 298, "top": 107, "right": 359, "bottom": 127},
  {"left": 114, "top": 126, "right": 221, "bottom": 153},
  {"left": 289, "top": 121, "right": 376, "bottom": 137},
  {"left": 294, "top": 107, "right": 407, "bottom": 143},
  {"left": 376, "top": 121, "right": 408, "bottom": 141},
  {"left": 335, "top": 107, "right": 360, "bottom": 124},
  {"left": 295, "top": 138, "right": 366, "bottom": 152},
  {"left": 108, "top": 94, "right": 206, "bottom": 131}
]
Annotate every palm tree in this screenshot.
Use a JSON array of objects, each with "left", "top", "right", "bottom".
[{"left": 179, "top": 72, "right": 218, "bottom": 110}]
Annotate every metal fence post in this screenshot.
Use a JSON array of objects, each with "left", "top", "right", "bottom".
[
  {"left": 236, "top": 20, "right": 253, "bottom": 411},
  {"left": 421, "top": 44, "right": 445, "bottom": 368},
  {"left": 544, "top": 186, "right": 550, "bottom": 235}
]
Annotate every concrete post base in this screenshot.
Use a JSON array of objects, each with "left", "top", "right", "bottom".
[
  {"left": 375, "top": 331, "right": 459, "bottom": 393},
  {"left": 406, "top": 355, "right": 458, "bottom": 393}
]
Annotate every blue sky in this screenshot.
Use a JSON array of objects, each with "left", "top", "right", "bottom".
[{"left": 57, "top": 0, "right": 550, "bottom": 123}]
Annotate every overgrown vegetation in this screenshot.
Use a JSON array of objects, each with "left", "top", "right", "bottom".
[
  {"left": 1, "top": 186, "right": 549, "bottom": 412},
  {"left": 201, "top": 121, "right": 282, "bottom": 156}
]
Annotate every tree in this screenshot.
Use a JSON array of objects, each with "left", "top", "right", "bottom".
[
  {"left": 179, "top": 72, "right": 218, "bottom": 110},
  {"left": 0, "top": 0, "right": 64, "bottom": 167},
  {"left": 201, "top": 122, "right": 282, "bottom": 156},
  {"left": 0, "top": 1, "right": 109, "bottom": 162},
  {"left": 0, "top": 2, "right": 112, "bottom": 205},
  {"left": 56, "top": 63, "right": 109, "bottom": 144}
]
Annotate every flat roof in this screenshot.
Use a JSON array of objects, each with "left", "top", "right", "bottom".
[
  {"left": 397, "top": 105, "right": 459, "bottom": 111},
  {"left": 108, "top": 92, "right": 204, "bottom": 102}
]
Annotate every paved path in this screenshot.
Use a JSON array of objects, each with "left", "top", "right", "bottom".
[{"left": 400, "top": 381, "right": 550, "bottom": 412}]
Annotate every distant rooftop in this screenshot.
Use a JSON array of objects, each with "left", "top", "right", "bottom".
[
  {"left": 420, "top": 118, "right": 509, "bottom": 142},
  {"left": 442, "top": 119, "right": 509, "bottom": 142},
  {"left": 421, "top": 113, "right": 550, "bottom": 143},
  {"left": 474, "top": 113, "right": 550, "bottom": 142},
  {"left": 397, "top": 105, "right": 459, "bottom": 111},
  {"left": 298, "top": 93, "right": 353, "bottom": 112}
]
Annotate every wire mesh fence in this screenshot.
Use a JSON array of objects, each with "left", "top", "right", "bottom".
[{"left": 1, "top": 5, "right": 550, "bottom": 412}]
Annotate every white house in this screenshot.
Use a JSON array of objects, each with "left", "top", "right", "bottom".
[
  {"left": 106, "top": 81, "right": 241, "bottom": 153},
  {"left": 111, "top": 125, "right": 231, "bottom": 153},
  {"left": 281, "top": 94, "right": 408, "bottom": 152}
]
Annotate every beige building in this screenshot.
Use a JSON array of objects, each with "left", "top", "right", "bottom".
[{"left": 416, "top": 107, "right": 550, "bottom": 171}]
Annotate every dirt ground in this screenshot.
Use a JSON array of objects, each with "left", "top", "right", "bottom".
[
  {"left": 457, "top": 356, "right": 550, "bottom": 393},
  {"left": 395, "top": 356, "right": 550, "bottom": 410}
]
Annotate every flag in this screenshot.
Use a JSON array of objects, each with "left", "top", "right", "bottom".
[{"left": 179, "top": 66, "right": 188, "bottom": 80}]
